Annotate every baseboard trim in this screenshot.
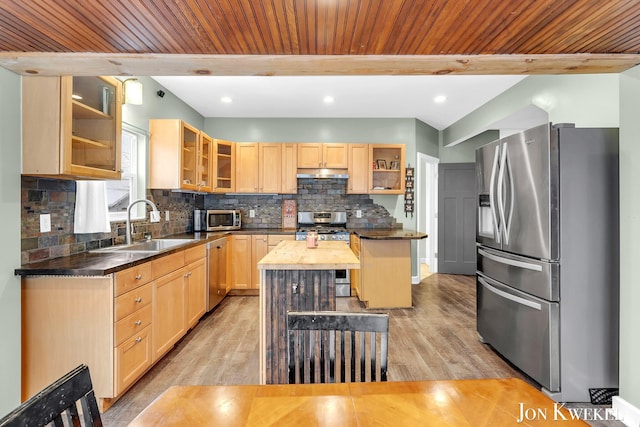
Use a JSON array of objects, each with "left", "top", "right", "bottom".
[
  {"left": 412, "top": 275, "right": 420, "bottom": 284},
  {"left": 612, "top": 395, "right": 640, "bottom": 426}
]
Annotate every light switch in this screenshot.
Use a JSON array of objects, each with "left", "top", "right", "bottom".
[
  {"left": 165, "top": 211, "right": 170, "bottom": 221},
  {"left": 356, "top": 210, "right": 362, "bottom": 218},
  {"left": 40, "top": 214, "right": 51, "bottom": 233},
  {"left": 249, "top": 209, "right": 255, "bottom": 218}
]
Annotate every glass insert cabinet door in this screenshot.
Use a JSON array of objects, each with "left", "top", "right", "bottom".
[{"left": 64, "top": 76, "right": 122, "bottom": 179}]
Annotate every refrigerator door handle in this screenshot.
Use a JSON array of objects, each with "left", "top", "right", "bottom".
[
  {"left": 478, "top": 248, "right": 543, "bottom": 271},
  {"left": 479, "top": 277, "right": 542, "bottom": 311},
  {"left": 504, "top": 145, "right": 515, "bottom": 245},
  {"left": 489, "top": 146, "right": 501, "bottom": 243},
  {"left": 497, "top": 145, "right": 507, "bottom": 243}
]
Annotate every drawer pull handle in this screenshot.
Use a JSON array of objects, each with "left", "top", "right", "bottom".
[
  {"left": 135, "top": 320, "right": 142, "bottom": 326},
  {"left": 135, "top": 297, "right": 142, "bottom": 303},
  {"left": 135, "top": 337, "right": 142, "bottom": 343},
  {"left": 135, "top": 274, "right": 142, "bottom": 280}
]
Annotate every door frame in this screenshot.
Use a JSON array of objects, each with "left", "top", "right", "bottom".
[{"left": 416, "top": 153, "right": 439, "bottom": 274}]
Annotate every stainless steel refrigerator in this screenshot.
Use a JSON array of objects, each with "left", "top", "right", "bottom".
[{"left": 475, "top": 123, "right": 619, "bottom": 402}]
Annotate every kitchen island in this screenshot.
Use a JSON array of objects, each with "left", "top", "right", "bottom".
[
  {"left": 257, "top": 240, "right": 360, "bottom": 384},
  {"left": 350, "top": 229, "right": 427, "bottom": 309}
]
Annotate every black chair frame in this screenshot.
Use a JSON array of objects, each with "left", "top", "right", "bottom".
[
  {"left": 0, "top": 364, "right": 102, "bottom": 427},
  {"left": 287, "top": 311, "right": 389, "bottom": 384}
]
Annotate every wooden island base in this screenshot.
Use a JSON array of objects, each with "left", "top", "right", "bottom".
[
  {"left": 258, "top": 240, "right": 360, "bottom": 384},
  {"left": 352, "top": 236, "right": 412, "bottom": 309}
]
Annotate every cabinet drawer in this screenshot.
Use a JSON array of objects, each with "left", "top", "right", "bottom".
[
  {"left": 114, "top": 303, "right": 152, "bottom": 346},
  {"left": 184, "top": 243, "right": 206, "bottom": 265},
  {"left": 152, "top": 251, "right": 184, "bottom": 278},
  {"left": 115, "top": 325, "right": 152, "bottom": 395},
  {"left": 267, "top": 234, "right": 295, "bottom": 246},
  {"left": 115, "top": 283, "right": 152, "bottom": 321},
  {"left": 115, "top": 263, "right": 152, "bottom": 297}
]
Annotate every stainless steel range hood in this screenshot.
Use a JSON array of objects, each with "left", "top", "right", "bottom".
[{"left": 296, "top": 168, "right": 349, "bottom": 179}]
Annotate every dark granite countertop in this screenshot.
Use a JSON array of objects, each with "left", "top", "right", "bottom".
[
  {"left": 232, "top": 228, "right": 297, "bottom": 235},
  {"left": 15, "top": 232, "right": 229, "bottom": 277},
  {"left": 350, "top": 229, "right": 428, "bottom": 240},
  {"left": 15, "top": 228, "right": 421, "bottom": 277}
]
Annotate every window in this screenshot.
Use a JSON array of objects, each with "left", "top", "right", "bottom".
[{"left": 106, "top": 124, "right": 147, "bottom": 221}]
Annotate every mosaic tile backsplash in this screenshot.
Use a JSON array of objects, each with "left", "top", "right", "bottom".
[{"left": 21, "top": 177, "right": 399, "bottom": 264}]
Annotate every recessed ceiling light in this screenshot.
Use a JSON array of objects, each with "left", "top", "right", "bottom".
[
  {"left": 323, "top": 96, "right": 335, "bottom": 104},
  {"left": 221, "top": 96, "right": 232, "bottom": 103},
  {"left": 434, "top": 95, "right": 447, "bottom": 104}
]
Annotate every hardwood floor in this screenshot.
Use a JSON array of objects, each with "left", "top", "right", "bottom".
[{"left": 102, "top": 274, "right": 621, "bottom": 426}]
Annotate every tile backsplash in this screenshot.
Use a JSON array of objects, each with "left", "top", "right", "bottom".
[
  {"left": 206, "top": 178, "right": 400, "bottom": 229},
  {"left": 21, "top": 177, "right": 398, "bottom": 264},
  {"left": 21, "top": 177, "right": 203, "bottom": 265}
]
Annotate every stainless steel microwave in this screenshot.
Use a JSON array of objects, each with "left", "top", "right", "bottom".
[{"left": 194, "top": 210, "right": 241, "bottom": 231}]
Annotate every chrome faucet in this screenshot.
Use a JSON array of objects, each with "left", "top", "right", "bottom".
[{"left": 126, "top": 199, "right": 159, "bottom": 244}]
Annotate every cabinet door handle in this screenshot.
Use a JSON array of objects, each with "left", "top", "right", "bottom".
[
  {"left": 135, "top": 320, "right": 142, "bottom": 326},
  {"left": 135, "top": 337, "right": 142, "bottom": 343},
  {"left": 135, "top": 274, "right": 142, "bottom": 280},
  {"left": 135, "top": 297, "right": 142, "bottom": 303}
]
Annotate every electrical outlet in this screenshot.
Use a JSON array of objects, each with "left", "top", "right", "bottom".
[
  {"left": 40, "top": 214, "right": 51, "bottom": 233},
  {"left": 249, "top": 209, "right": 255, "bottom": 218},
  {"left": 356, "top": 210, "right": 362, "bottom": 218},
  {"left": 165, "top": 211, "right": 170, "bottom": 221},
  {"left": 150, "top": 211, "right": 161, "bottom": 223}
]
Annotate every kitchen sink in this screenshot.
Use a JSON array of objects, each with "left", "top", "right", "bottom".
[{"left": 91, "top": 238, "right": 194, "bottom": 253}]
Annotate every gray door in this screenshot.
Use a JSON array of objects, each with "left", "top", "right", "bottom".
[{"left": 438, "top": 163, "right": 476, "bottom": 275}]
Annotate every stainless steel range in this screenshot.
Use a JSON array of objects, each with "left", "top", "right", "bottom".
[{"left": 295, "top": 211, "right": 351, "bottom": 296}]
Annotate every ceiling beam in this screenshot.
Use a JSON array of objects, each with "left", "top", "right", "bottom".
[{"left": 1, "top": 53, "right": 640, "bottom": 76}]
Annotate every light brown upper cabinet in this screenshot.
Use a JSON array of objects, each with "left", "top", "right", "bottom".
[
  {"left": 281, "top": 143, "right": 298, "bottom": 194},
  {"left": 235, "top": 142, "right": 296, "bottom": 194},
  {"left": 369, "top": 144, "right": 406, "bottom": 194},
  {"left": 213, "top": 139, "right": 235, "bottom": 193},
  {"left": 198, "top": 133, "right": 214, "bottom": 193},
  {"left": 149, "top": 119, "right": 213, "bottom": 192},
  {"left": 234, "top": 142, "right": 260, "bottom": 193},
  {"left": 22, "top": 76, "right": 123, "bottom": 180},
  {"left": 347, "top": 144, "right": 370, "bottom": 194},
  {"left": 297, "top": 143, "right": 348, "bottom": 169}
]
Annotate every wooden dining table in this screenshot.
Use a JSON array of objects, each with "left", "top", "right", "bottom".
[{"left": 128, "top": 378, "right": 590, "bottom": 426}]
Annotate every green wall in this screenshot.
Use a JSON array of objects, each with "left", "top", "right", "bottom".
[
  {"left": 0, "top": 68, "right": 22, "bottom": 416},
  {"left": 618, "top": 66, "right": 640, "bottom": 410},
  {"left": 439, "top": 130, "right": 499, "bottom": 163},
  {"left": 444, "top": 74, "right": 620, "bottom": 147},
  {"left": 120, "top": 76, "right": 204, "bottom": 132}
]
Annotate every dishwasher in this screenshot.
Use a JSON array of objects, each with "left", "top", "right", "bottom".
[{"left": 206, "top": 237, "right": 228, "bottom": 311}]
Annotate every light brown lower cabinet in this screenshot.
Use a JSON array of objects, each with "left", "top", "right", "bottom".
[
  {"left": 152, "top": 269, "right": 186, "bottom": 361},
  {"left": 230, "top": 234, "right": 267, "bottom": 290},
  {"left": 353, "top": 237, "right": 412, "bottom": 309},
  {"left": 21, "top": 243, "right": 208, "bottom": 411},
  {"left": 230, "top": 234, "right": 295, "bottom": 290}
]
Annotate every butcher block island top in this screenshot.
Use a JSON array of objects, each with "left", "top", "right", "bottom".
[{"left": 257, "top": 240, "right": 360, "bottom": 270}]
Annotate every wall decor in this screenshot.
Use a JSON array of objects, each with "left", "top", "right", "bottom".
[{"left": 404, "top": 166, "right": 414, "bottom": 217}]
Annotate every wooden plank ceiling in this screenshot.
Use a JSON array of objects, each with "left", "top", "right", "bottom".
[{"left": 1, "top": 0, "right": 640, "bottom": 76}]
